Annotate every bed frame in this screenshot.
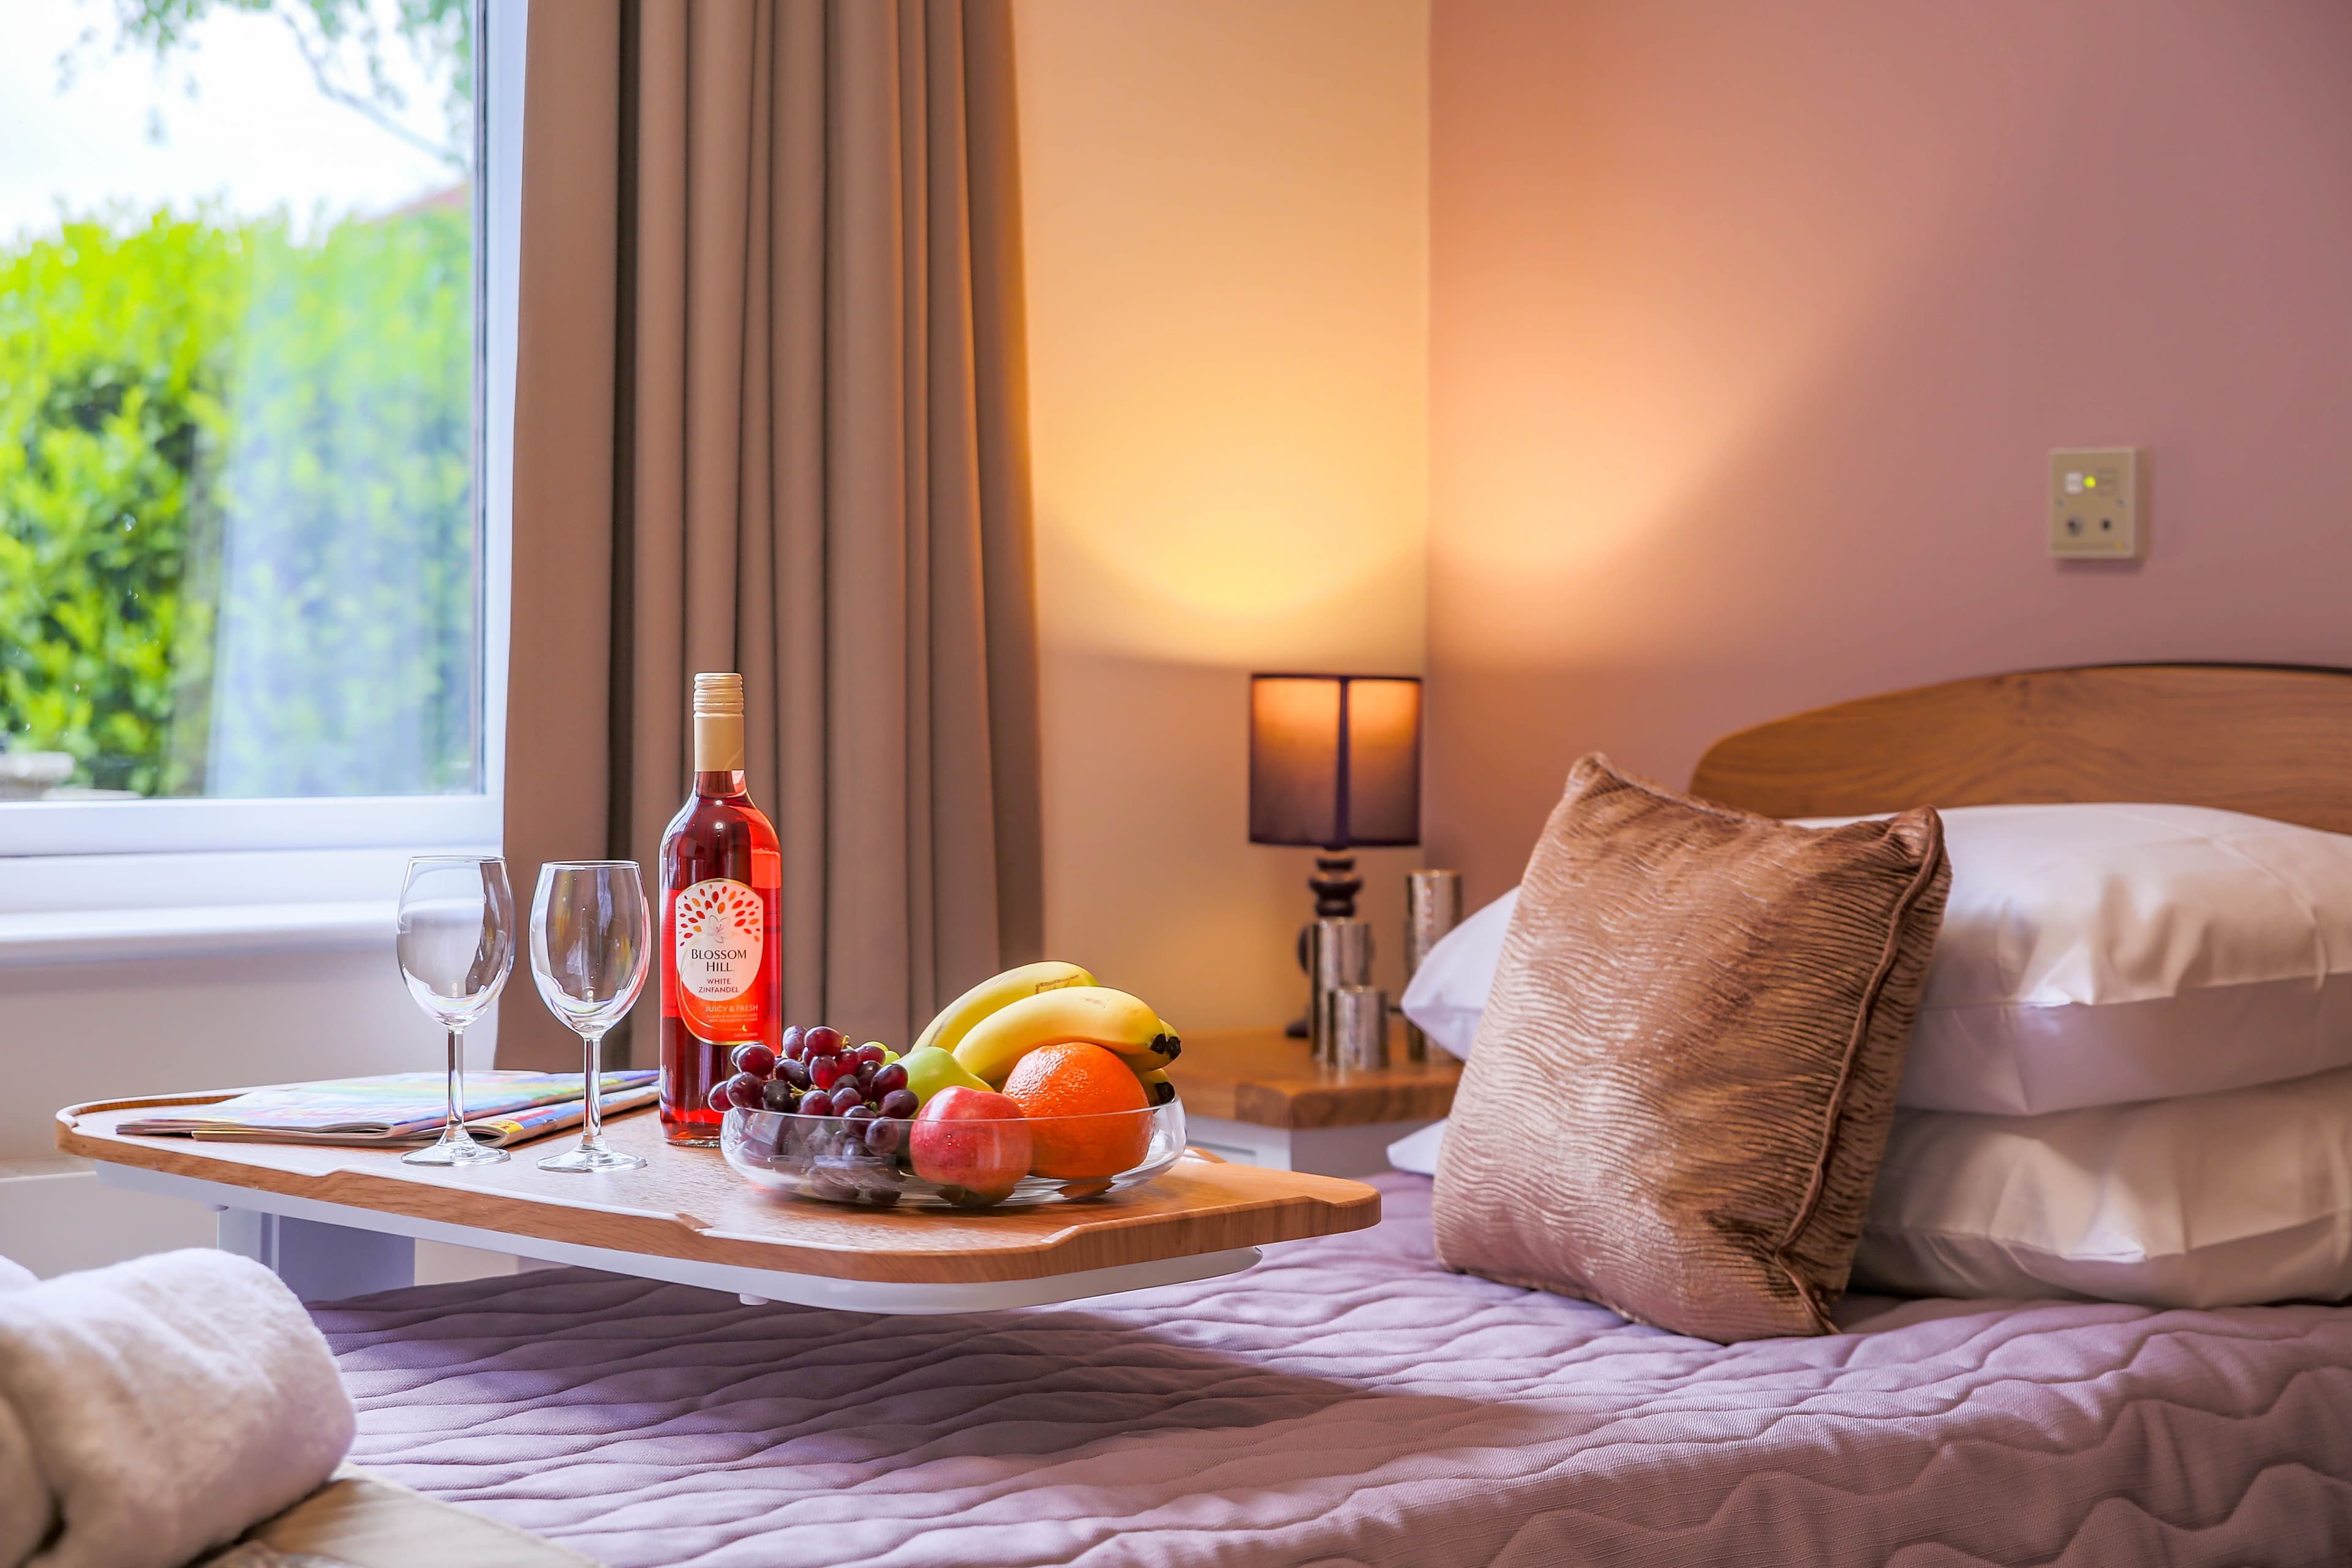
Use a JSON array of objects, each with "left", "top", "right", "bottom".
[{"left": 1691, "top": 663, "right": 2352, "bottom": 833}]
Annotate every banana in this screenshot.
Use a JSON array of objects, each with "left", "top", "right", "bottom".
[
  {"left": 913, "top": 960, "right": 1096, "bottom": 1058},
  {"left": 1125, "top": 1020, "right": 1182, "bottom": 1103},
  {"left": 1132, "top": 1067, "right": 1177, "bottom": 1107},
  {"left": 952, "top": 986, "right": 1182, "bottom": 1085}
]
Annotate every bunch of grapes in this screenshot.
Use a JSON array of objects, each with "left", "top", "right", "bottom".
[
  {"left": 709, "top": 1025, "right": 919, "bottom": 1155},
  {"left": 711, "top": 1026, "right": 922, "bottom": 1205}
]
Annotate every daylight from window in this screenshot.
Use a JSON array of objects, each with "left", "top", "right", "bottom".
[{"left": 0, "top": 0, "right": 478, "bottom": 802}]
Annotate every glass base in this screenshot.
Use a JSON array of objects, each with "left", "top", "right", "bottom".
[
  {"left": 539, "top": 1144, "right": 649, "bottom": 1173},
  {"left": 404, "top": 1136, "right": 510, "bottom": 1167}
]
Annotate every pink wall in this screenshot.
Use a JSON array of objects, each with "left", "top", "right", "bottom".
[{"left": 1427, "top": 0, "right": 2352, "bottom": 902}]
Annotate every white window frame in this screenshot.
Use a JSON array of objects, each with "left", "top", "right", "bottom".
[{"left": 0, "top": 1, "right": 526, "bottom": 927}]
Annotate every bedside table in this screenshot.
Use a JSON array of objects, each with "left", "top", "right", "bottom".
[{"left": 1165, "top": 1025, "right": 1460, "bottom": 1177}]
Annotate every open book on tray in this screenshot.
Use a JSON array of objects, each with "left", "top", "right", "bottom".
[{"left": 119, "top": 1071, "right": 660, "bottom": 1148}]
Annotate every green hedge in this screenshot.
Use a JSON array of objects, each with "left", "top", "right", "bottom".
[{"left": 0, "top": 204, "right": 473, "bottom": 797}]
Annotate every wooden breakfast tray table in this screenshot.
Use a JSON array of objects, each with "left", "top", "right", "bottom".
[{"left": 57, "top": 1092, "right": 1381, "bottom": 1313}]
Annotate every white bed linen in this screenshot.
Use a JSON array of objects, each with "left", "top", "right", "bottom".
[
  {"left": 1856, "top": 1064, "right": 2352, "bottom": 1308},
  {"left": 1400, "top": 802, "right": 2352, "bottom": 1115},
  {"left": 1402, "top": 1060, "right": 2352, "bottom": 1311}
]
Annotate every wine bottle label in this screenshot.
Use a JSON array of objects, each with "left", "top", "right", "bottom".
[{"left": 672, "top": 878, "right": 765, "bottom": 1036}]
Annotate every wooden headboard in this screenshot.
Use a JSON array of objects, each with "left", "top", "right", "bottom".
[{"left": 1690, "top": 663, "right": 2352, "bottom": 834}]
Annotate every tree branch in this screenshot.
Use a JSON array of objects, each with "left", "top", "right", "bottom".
[{"left": 275, "top": 9, "right": 466, "bottom": 172}]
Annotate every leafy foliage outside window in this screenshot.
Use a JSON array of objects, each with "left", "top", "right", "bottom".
[
  {"left": 0, "top": 202, "right": 474, "bottom": 797},
  {"left": 0, "top": 214, "right": 233, "bottom": 796}
]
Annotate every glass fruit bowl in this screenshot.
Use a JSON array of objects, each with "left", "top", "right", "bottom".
[{"left": 720, "top": 1100, "right": 1188, "bottom": 1209}]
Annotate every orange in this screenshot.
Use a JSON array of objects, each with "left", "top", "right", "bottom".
[{"left": 1001, "top": 1041, "right": 1151, "bottom": 1178}]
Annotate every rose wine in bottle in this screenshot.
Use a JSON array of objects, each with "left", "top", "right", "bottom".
[{"left": 658, "top": 672, "right": 782, "bottom": 1145}]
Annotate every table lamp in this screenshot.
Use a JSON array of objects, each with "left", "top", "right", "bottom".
[{"left": 1250, "top": 674, "right": 1423, "bottom": 1033}]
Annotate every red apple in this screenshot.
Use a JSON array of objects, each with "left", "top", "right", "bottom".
[{"left": 909, "top": 1087, "right": 1033, "bottom": 1205}]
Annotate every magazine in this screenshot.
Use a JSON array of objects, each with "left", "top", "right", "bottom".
[{"left": 120, "top": 1071, "right": 661, "bottom": 1148}]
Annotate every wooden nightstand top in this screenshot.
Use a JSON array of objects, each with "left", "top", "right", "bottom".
[{"left": 1164, "top": 1026, "right": 1461, "bottom": 1130}]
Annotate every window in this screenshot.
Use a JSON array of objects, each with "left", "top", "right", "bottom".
[{"left": 0, "top": 0, "right": 519, "bottom": 861}]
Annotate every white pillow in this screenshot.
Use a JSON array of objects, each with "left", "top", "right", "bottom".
[
  {"left": 1398, "top": 1095, "right": 2351, "bottom": 1311},
  {"left": 1888, "top": 802, "right": 2352, "bottom": 1114},
  {"left": 1396, "top": 802, "right": 2352, "bottom": 1116},
  {"left": 1385, "top": 1119, "right": 1446, "bottom": 1175},
  {"left": 1853, "top": 1066, "right": 2352, "bottom": 1308},
  {"left": 1398, "top": 890, "right": 1517, "bottom": 1060}
]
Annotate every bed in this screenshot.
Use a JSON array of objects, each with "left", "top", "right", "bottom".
[{"left": 316, "top": 665, "right": 2352, "bottom": 1566}]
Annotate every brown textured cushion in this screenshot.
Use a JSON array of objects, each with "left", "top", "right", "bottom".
[{"left": 1431, "top": 755, "right": 1950, "bottom": 1342}]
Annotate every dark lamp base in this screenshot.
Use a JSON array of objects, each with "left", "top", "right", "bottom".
[
  {"left": 1286, "top": 850, "right": 1362, "bottom": 1035},
  {"left": 1310, "top": 852, "right": 1362, "bottom": 919}
]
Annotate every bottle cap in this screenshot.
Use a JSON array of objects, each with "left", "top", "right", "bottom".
[{"left": 692, "top": 673, "right": 745, "bottom": 717}]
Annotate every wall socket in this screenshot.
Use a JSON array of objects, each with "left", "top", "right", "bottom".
[{"left": 2049, "top": 447, "right": 2141, "bottom": 558}]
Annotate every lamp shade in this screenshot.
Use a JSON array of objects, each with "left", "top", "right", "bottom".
[{"left": 1248, "top": 674, "right": 1422, "bottom": 849}]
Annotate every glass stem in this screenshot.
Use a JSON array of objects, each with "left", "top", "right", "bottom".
[
  {"left": 581, "top": 1030, "right": 606, "bottom": 1151},
  {"left": 446, "top": 1027, "right": 470, "bottom": 1144}
]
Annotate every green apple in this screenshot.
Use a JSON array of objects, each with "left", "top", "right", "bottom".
[{"left": 899, "top": 1045, "right": 990, "bottom": 1107}]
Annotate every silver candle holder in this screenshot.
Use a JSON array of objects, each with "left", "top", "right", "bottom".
[
  {"left": 1306, "top": 918, "right": 1374, "bottom": 1066},
  {"left": 1403, "top": 869, "right": 1463, "bottom": 1063},
  {"left": 1327, "top": 984, "right": 1390, "bottom": 1071}
]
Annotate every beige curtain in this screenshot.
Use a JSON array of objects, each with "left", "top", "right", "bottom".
[{"left": 503, "top": 0, "right": 1043, "bottom": 1068}]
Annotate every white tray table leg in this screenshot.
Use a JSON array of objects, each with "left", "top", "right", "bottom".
[
  {"left": 217, "top": 1207, "right": 273, "bottom": 1267},
  {"left": 217, "top": 1207, "right": 416, "bottom": 1302}
]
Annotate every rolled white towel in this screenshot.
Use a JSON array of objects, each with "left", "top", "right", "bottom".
[
  {"left": 0, "top": 1254, "right": 45, "bottom": 1568},
  {"left": 0, "top": 1388, "right": 37, "bottom": 1568},
  {"left": 0, "top": 1249, "right": 355, "bottom": 1568}
]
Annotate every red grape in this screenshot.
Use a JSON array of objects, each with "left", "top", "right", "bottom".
[
  {"left": 706, "top": 1082, "right": 734, "bottom": 1113},
  {"left": 877, "top": 1088, "right": 918, "bottom": 1119},
  {"left": 842, "top": 1104, "right": 877, "bottom": 1122},
  {"left": 804, "top": 1025, "right": 845, "bottom": 1057},
  {"left": 827, "top": 1084, "right": 866, "bottom": 1114},
  {"left": 854, "top": 1060, "right": 878, "bottom": 1089},
  {"left": 853, "top": 1042, "right": 888, "bottom": 1068},
  {"left": 732, "top": 1043, "right": 777, "bottom": 1079},
  {"left": 777, "top": 1058, "right": 811, "bottom": 1090},
  {"left": 810, "top": 1056, "right": 845, "bottom": 1091},
  {"left": 761, "top": 1079, "right": 799, "bottom": 1112},
  {"left": 780, "top": 1025, "right": 805, "bottom": 1061},
  {"left": 864, "top": 1117, "right": 905, "bottom": 1155},
  {"left": 869, "top": 1063, "right": 908, "bottom": 1097},
  {"left": 799, "top": 1093, "right": 837, "bottom": 1118},
  {"left": 724, "top": 1073, "right": 766, "bottom": 1110}
]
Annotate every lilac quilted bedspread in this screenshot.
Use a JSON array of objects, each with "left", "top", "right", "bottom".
[{"left": 316, "top": 1176, "right": 2352, "bottom": 1567}]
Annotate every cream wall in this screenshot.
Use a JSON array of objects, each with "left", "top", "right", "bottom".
[{"left": 1013, "top": 0, "right": 1431, "bottom": 1029}]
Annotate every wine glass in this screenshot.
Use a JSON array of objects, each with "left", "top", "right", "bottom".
[
  {"left": 530, "top": 861, "right": 653, "bottom": 1172},
  {"left": 396, "top": 856, "right": 517, "bottom": 1167}
]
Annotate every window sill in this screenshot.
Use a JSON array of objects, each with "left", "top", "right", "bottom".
[{"left": 0, "top": 900, "right": 395, "bottom": 967}]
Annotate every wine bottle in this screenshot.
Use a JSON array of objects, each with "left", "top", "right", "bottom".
[{"left": 658, "top": 672, "right": 782, "bottom": 1146}]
